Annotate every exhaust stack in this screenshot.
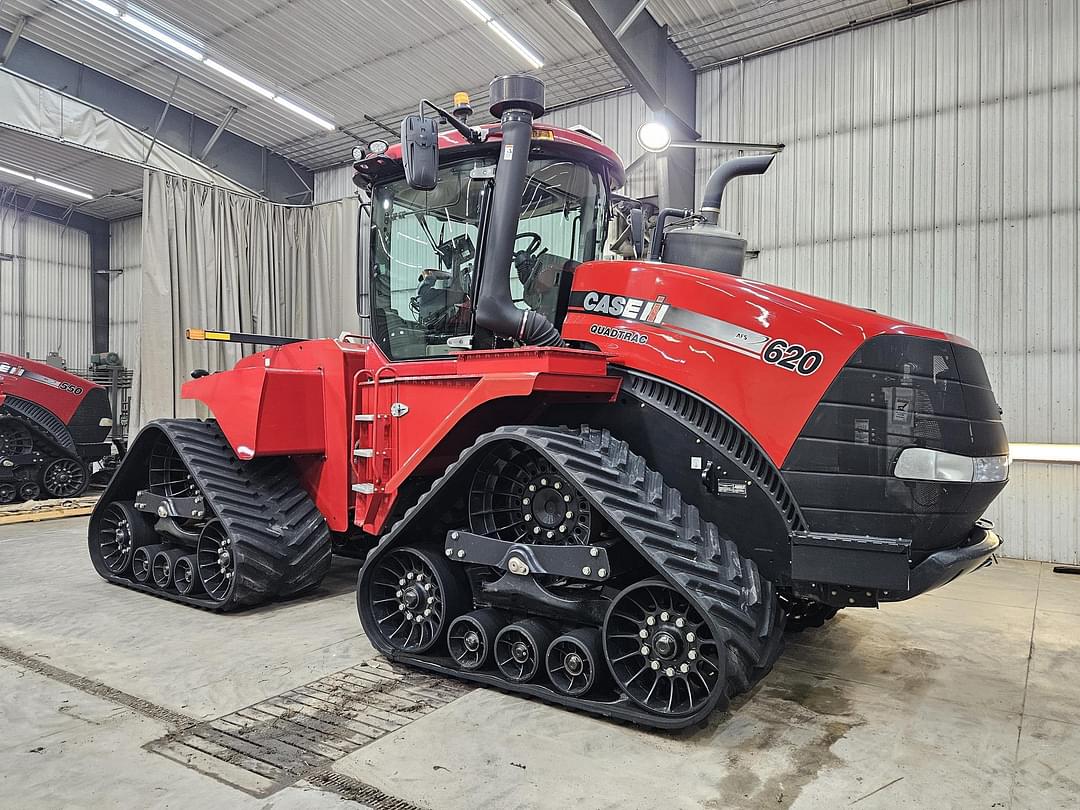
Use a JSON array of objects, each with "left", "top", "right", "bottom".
[
  {"left": 473, "top": 75, "right": 564, "bottom": 348},
  {"left": 700, "top": 154, "right": 775, "bottom": 224}
]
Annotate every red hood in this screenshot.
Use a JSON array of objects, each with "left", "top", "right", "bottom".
[{"left": 0, "top": 353, "right": 102, "bottom": 423}]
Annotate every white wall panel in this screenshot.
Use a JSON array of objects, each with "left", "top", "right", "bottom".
[
  {"left": 696, "top": 0, "right": 1079, "bottom": 562},
  {"left": 0, "top": 208, "right": 92, "bottom": 364}
]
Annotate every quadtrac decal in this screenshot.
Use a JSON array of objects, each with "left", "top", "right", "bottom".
[{"left": 570, "top": 290, "right": 826, "bottom": 375}]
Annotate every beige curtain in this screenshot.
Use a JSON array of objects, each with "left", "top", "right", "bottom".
[{"left": 137, "top": 171, "right": 360, "bottom": 423}]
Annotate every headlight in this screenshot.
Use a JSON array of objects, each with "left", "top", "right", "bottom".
[{"left": 894, "top": 447, "right": 1010, "bottom": 483}]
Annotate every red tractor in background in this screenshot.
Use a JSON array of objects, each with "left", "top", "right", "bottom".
[
  {"left": 0, "top": 353, "right": 112, "bottom": 503},
  {"left": 88, "top": 75, "right": 1009, "bottom": 728}
]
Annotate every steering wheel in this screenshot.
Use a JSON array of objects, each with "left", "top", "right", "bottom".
[{"left": 513, "top": 231, "right": 549, "bottom": 282}]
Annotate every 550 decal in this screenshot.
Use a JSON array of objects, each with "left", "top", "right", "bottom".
[{"left": 762, "top": 339, "right": 823, "bottom": 376}]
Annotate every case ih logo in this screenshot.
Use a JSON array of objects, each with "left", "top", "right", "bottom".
[
  {"left": 581, "top": 291, "right": 670, "bottom": 324},
  {"left": 0, "top": 362, "right": 26, "bottom": 377}
]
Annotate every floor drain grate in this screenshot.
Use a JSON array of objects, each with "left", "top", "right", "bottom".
[{"left": 147, "top": 657, "right": 470, "bottom": 798}]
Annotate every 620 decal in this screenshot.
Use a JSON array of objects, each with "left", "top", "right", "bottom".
[{"left": 762, "top": 339, "right": 824, "bottom": 376}]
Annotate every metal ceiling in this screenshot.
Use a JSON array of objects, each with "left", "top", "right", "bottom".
[
  {"left": 0, "top": 126, "right": 144, "bottom": 219},
  {"left": 0, "top": 0, "right": 925, "bottom": 173}
]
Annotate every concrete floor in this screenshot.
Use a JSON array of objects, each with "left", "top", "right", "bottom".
[{"left": 1, "top": 517, "right": 1078, "bottom": 809}]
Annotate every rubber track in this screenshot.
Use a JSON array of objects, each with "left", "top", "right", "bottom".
[
  {"left": 360, "top": 425, "right": 785, "bottom": 728},
  {"left": 91, "top": 419, "right": 331, "bottom": 610}
]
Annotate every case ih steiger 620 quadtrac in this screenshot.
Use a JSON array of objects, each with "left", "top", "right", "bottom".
[
  {"left": 0, "top": 353, "right": 112, "bottom": 503},
  {"left": 88, "top": 76, "right": 1009, "bottom": 728}
]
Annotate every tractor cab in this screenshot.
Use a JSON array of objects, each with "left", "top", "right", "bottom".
[{"left": 354, "top": 106, "right": 624, "bottom": 361}]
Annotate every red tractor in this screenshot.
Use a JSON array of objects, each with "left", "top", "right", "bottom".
[
  {"left": 0, "top": 353, "right": 112, "bottom": 503},
  {"left": 88, "top": 76, "right": 1009, "bottom": 728}
]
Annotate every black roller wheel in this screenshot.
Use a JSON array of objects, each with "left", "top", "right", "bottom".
[
  {"left": 197, "top": 520, "right": 237, "bottom": 603},
  {"left": 132, "top": 544, "right": 164, "bottom": 584},
  {"left": 0, "top": 418, "right": 32, "bottom": 456},
  {"left": 448, "top": 608, "right": 506, "bottom": 671},
  {"left": 42, "top": 457, "right": 89, "bottom": 498},
  {"left": 174, "top": 555, "right": 202, "bottom": 595},
  {"left": 17, "top": 481, "right": 39, "bottom": 501},
  {"left": 780, "top": 595, "right": 840, "bottom": 633},
  {"left": 494, "top": 619, "right": 556, "bottom": 684},
  {"left": 0, "top": 483, "right": 17, "bottom": 504},
  {"left": 546, "top": 628, "right": 604, "bottom": 697},
  {"left": 604, "top": 580, "right": 723, "bottom": 718},
  {"left": 90, "top": 501, "right": 155, "bottom": 575},
  {"left": 365, "top": 546, "right": 469, "bottom": 654},
  {"left": 469, "top": 444, "right": 592, "bottom": 545},
  {"left": 152, "top": 548, "right": 187, "bottom": 590}
]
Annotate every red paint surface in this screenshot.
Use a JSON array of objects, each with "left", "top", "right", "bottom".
[
  {"left": 563, "top": 260, "right": 961, "bottom": 466},
  {"left": 0, "top": 352, "right": 103, "bottom": 423}
]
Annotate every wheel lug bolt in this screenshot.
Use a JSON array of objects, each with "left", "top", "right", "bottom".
[
  {"left": 688, "top": 650, "right": 697, "bottom": 660},
  {"left": 427, "top": 596, "right": 435, "bottom": 604},
  {"left": 445, "top": 548, "right": 453, "bottom": 556},
  {"left": 522, "top": 497, "right": 530, "bottom": 505},
  {"left": 405, "top": 612, "right": 413, "bottom": 620},
  {"left": 407, "top": 572, "right": 414, "bottom": 579},
  {"left": 546, "top": 531, "right": 554, "bottom": 539},
  {"left": 582, "top": 566, "right": 591, "bottom": 576},
  {"left": 554, "top": 482, "right": 561, "bottom": 490},
  {"left": 597, "top": 568, "right": 607, "bottom": 578},
  {"left": 665, "top": 667, "right": 675, "bottom": 677},
  {"left": 566, "top": 511, "right": 574, "bottom": 519},
  {"left": 646, "top": 616, "right": 656, "bottom": 626},
  {"left": 533, "top": 526, "right": 542, "bottom": 534},
  {"left": 395, "top": 590, "right": 402, "bottom": 597},
  {"left": 686, "top": 632, "right": 695, "bottom": 642},
  {"left": 680, "top": 663, "right": 690, "bottom": 673},
  {"left": 399, "top": 578, "right": 406, "bottom": 586},
  {"left": 529, "top": 485, "right": 536, "bottom": 492},
  {"left": 564, "top": 495, "right": 571, "bottom": 502},
  {"left": 675, "top": 618, "right": 685, "bottom": 628},
  {"left": 541, "top": 478, "right": 548, "bottom": 486},
  {"left": 558, "top": 526, "right": 567, "bottom": 533},
  {"left": 524, "top": 514, "right": 532, "bottom": 521},
  {"left": 590, "top": 547, "right": 600, "bottom": 557},
  {"left": 457, "top": 549, "right": 466, "bottom": 558},
  {"left": 424, "top": 608, "right": 431, "bottom": 616},
  {"left": 660, "top": 611, "right": 670, "bottom": 621},
  {"left": 416, "top": 573, "right": 425, "bottom": 581},
  {"left": 639, "top": 629, "right": 649, "bottom": 639},
  {"left": 640, "top": 646, "right": 650, "bottom": 655},
  {"left": 650, "top": 660, "right": 660, "bottom": 670}
]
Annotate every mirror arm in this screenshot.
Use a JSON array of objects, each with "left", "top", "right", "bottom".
[{"left": 420, "top": 99, "right": 487, "bottom": 144}]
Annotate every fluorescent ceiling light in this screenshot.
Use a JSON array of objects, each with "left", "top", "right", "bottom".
[
  {"left": 0, "top": 164, "right": 34, "bottom": 181},
  {"left": 0, "top": 164, "right": 94, "bottom": 200},
  {"left": 80, "top": 0, "right": 120, "bottom": 16},
  {"left": 455, "top": 0, "right": 544, "bottom": 69},
  {"left": 272, "top": 96, "right": 336, "bottom": 131},
  {"left": 203, "top": 59, "right": 274, "bottom": 99},
  {"left": 121, "top": 13, "right": 205, "bottom": 61},
  {"left": 1009, "top": 443, "right": 1080, "bottom": 463},
  {"left": 33, "top": 177, "right": 95, "bottom": 200}
]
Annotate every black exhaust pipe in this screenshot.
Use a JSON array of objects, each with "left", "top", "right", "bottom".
[
  {"left": 700, "top": 154, "right": 775, "bottom": 224},
  {"left": 473, "top": 75, "right": 564, "bottom": 348}
]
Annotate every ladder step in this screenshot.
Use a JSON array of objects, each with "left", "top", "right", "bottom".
[
  {"left": 353, "top": 448, "right": 375, "bottom": 458},
  {"left": 352, "top": 483, "right": 376, "bottom": 495},
  {"left": 354, "top": 414, "right": 375, "bottom": 422}
]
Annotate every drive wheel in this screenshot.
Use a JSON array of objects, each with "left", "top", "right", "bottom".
[
  {"left": 604, "top": 580, "right": 723, "bottom": 718},
  {"left": 469, "top": 444, "right": 592, "bottom": 545},
  {"left": 91, "top": 501, "right": 154, "bottom": 575},
  {"left": 0, "top": 483, "right": 16, "bottom": 504},
  {"left": 495, "top": 619, "right": 556, "bottom": 683},
  {"left": 546, "top": 628, "right": 604, "bottom": 697},
  {"left": 0, "top": 419, "right": 32, "bottom": 456},
  {"left": 197, "top": 520, "right": 236, "bottom": 603},
  {"left": 365, "top": 546, "right": 468, "bottom": 654},
  {"left": 42, "top": 458, "right": 88, "bottom": 498},
  {"left": 448, "top": 608, "right": 505, "bottom": 671}
]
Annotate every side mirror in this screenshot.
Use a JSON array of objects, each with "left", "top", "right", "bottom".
[
  {"left": 629, "top": 208, "right": 646, "bottom": 259},
  {"left": 401, "top": 115, "right": 439, "bottom": 191}
]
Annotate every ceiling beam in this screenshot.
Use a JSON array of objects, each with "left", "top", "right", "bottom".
[
  {"left": 0, "top": 15, "right": 25, "bottom": 65},
  {"left": 0, "top": 28, "right": 314, "bottom": 203},
  {"left": 567, "top": 0, "right": 698, "bottom": 209},
  {"left": 1, "top": 187, "right": 107, "bottom": 235}
]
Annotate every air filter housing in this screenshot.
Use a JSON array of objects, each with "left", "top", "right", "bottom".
[{"left": 661, "top": 223, "right": 747, "bottom": 277}]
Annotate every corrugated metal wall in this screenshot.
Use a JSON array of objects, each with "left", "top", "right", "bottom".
[
  {"left": 696, "top": 0, "right": 1079, "bottom": 562},
  {"left": 0, "top": 208, "right": 92, "bottom": 364},
  {"left": 108, "top": 217, "right": 142, "bottom": 369}
]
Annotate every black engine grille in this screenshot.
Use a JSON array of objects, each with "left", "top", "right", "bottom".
[{"left": 781, "top": 335, "right": 1008, "bottom": 556}]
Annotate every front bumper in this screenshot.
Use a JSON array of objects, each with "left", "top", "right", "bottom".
[{"left": 880, "top": 519, "right": 1002, "bottom": 602}]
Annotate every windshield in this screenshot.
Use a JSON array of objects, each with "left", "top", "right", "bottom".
[{"left": 370, "top": 156, "right": 607, "bottom": 360}]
